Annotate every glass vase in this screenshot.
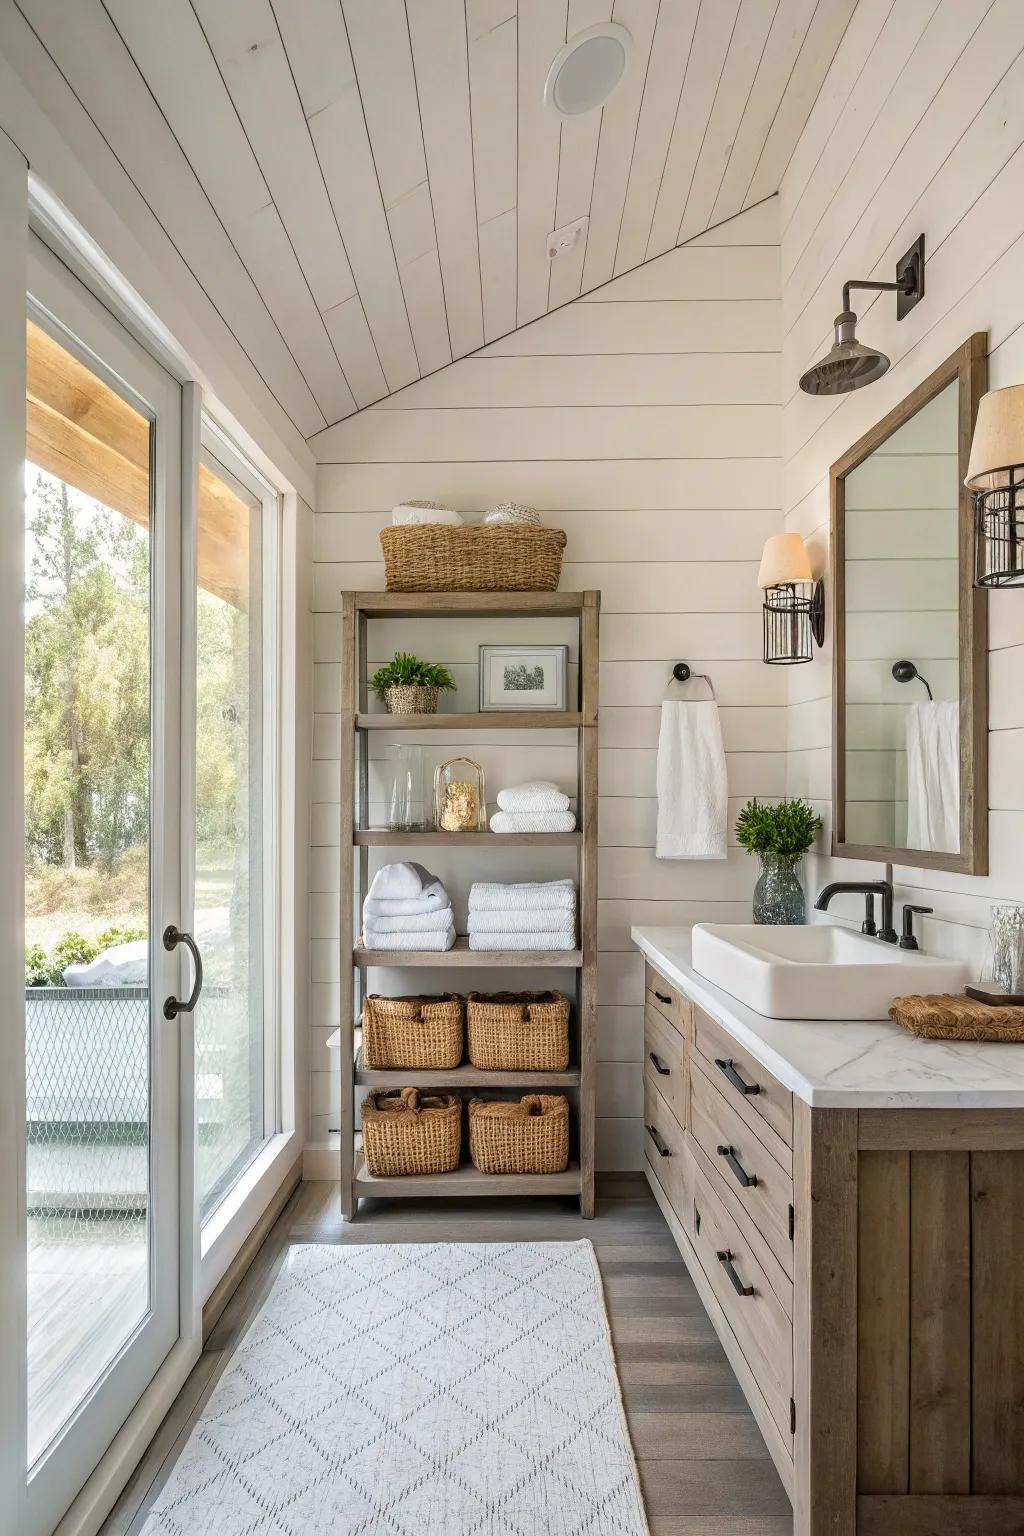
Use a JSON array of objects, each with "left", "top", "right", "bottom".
[
  {"left": 383, "top": 743, "right": 426, "bottom": 831},
  {"left": 753, "top": 852, "right": 806, "bottom": 925}
]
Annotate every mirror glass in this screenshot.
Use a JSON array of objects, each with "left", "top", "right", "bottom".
[{"left": 842, "top": 379, "right": 960, "bottom": 854}]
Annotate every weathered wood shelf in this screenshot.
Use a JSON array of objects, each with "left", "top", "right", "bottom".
[
  {"left": 354, "top": 936, "right": 583, "bottom": 968},
  {"left": 352, "top": 591, "right": 588, "bottom": 618},
  {"left": 354, "top": 829, "right": 581, "bottom": 846},
  {"left": 356, "top": 710, "right": 585, "bottom": 730},
  {"left": 352, "top": 1153, "right": 582, "bottom": 1199},
  {"left": 354, "top": 1048, "right": 581, "bottom": 1090}
]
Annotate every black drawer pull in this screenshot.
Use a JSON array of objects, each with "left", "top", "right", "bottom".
[
  {"left": 654, "top": 990, "right": 672, "bottom": 1006},
  {"left": 717, "top": 1144, "right": 757, "bottom": 1188},
  {"left": 717, "top": 1249, "right": 754, "bottom": 1297},
  {"left": 715, "top": 1057, "right": 760, "bottom": 1096},
  {"left": 645, "top": 1123, "right": 671, "bottom": 1157},
  {"left": 648, "top": 1051, "right": 670, "bottom": 1076}
]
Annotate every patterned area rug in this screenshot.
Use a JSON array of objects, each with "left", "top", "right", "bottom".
[{"left": 142, "top": 1241, "right": 648, "bottom": 1535}]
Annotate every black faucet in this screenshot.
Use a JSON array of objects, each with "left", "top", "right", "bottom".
[{"left": 814, "top": 880, "right": 898, "bottom": 944}]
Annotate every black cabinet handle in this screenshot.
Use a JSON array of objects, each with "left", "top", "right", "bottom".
[
  {"left": 162, "top": 925, "right": 204, "bottom": 1021},
  {"left": 648, "top": 1051, "right": 670, "bottom": 1076},
  {"left": 715, "top": 1057, "right": 760, "bottom": 1096},
  {"left": 654, "top": 990, "right": 672, "bottom": 1005},
  {"left": 717, "top": 1249, "right": 754, "bottom": 1297},
  {"left": 645, "top": 1123, "right": 671, "bottom": 1157},
  {"left": 717, "top": 1143, "right": 757, "bottom": 1188}
]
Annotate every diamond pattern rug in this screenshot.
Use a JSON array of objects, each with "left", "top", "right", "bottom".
[{"left": 142, "top": 1240, "right": 648, "bottom": 1535}]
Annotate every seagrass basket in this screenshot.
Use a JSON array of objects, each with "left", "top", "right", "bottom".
[
  {"left": 362, "top": 994, "right": 464, "bottom": 1070},
  {"left": 466, "top": 991, "right": 570, "bottom": 1072},
  {"left": 385, "top": 684, "right": 439, "bottom": 715},
  {"left": 468, "top": 1094, "right": 569, "bottom": 1176},
  {"left": 379, "top": 524, "right": 566, "bottom": 592},
  {"left": 360, "top": 1088, "right": 461, "bottom": 1177}
]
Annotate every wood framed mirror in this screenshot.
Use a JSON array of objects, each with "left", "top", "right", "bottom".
[{"left": 830, "top": 333, "right": 989, "bottom": 875}]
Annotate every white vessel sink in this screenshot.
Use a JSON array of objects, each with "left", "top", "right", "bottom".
[{"left": 691, "top": 923, "right": 969, "bottom": 1021}]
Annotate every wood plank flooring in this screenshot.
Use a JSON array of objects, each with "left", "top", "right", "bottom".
[{"left": 100, "top": 1175, "right": 792, "bottom": 1536}]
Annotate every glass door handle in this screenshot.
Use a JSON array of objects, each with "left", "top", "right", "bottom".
[{"left": 162, "top": 925, "right": 203, "bottom": 1020}]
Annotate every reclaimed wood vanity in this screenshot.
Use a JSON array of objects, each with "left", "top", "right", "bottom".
[{"left": 633, "top": 926, "right": 1024, "bottom": 1536}]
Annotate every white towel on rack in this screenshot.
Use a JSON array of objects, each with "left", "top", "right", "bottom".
[
  {"left": 468, "top": 928, "right": 577, "bottom": 951},
  {"left": 366, "top": 862, "right": 440, "bottom": 901},
  {"left": 655, "top": 699, "right": 728, "bottom": 860},
  {"left": 468, "top": 907, "right": 574, "bottom": 933},
  {"left": 363, "top": 906, "right": 455, "bottom": 937},
  {"left": 468, "top": 879, "right": 576, "bottom": 913},
  {"left": 489, "top": 810, "right": 577, "bottom": 834},
  {"left": 906, "top": 699, "right": 959, "bottom": 854},
  {"left": 495, "top": 782, "right": 571, "bottom": 813},
  {"left": 361, "top": 922, "right": 456, "bottom": 952},
  {"left": 363, "top": 885, "right": 448, "bottom": 918}
]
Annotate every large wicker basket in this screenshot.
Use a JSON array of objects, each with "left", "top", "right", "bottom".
[
  {"left": 468, "top": 1094, "right": 569, "bottom": 1176},
  {"left": 466, "top": 992, "right": 570, "bottom": 1072},
  {"left": 361, "top": 1088, "right": 461, "bottom": 1177},
  {"left": 380, "top": 524, "right": 566, "bottom": 592},
  {"left": 362, "top": 994, "right": 464, "bottom": 1070}
]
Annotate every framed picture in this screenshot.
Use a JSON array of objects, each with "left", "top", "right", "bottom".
[{"left": 479, "top": 644, "right": 569, "bottom": 711}]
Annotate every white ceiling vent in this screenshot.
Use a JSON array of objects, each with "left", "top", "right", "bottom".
[{"left": 543, "top": 24, "right": 633, "bottom": 117}]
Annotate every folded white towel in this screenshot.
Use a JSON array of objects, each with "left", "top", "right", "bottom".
[
  {"left": 392, "top": 501, "right": 464, "bottom": 526},
  {"left": 468, "top": 929, "right": 577, "bottom": 951},
  {"left": 468, "top": 879, "right": 576, "bottom": 913},
  {"left": 363, "top": 883, "right": 447, "bottom": 918},
  {"left": 363, "top": 906, "right": 454, "bottom": 936},
  {"left": 656, "top": 699, "right": 728, "bottom": 860},
  {"left": 496, "top": 782, "right": 571, "bottom": 813},
  {"left": 489, "top": 810, "right": 577, "bottom": 834},
  {"left": 367, "top": 862, "right": 439, "bottom": 901},
  {"left": 361, "top": 922, "right": 456, "bottom": 952},
  {"left": 468, "top": 907, "right": 574, "bottom": 934}
]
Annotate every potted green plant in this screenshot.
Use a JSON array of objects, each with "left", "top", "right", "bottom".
[
  {"left": 735, "top": 798, "right": 823, "bottom": 925},
  {"left": 370, "top": 651, "right": 457, "bottom": 716}
]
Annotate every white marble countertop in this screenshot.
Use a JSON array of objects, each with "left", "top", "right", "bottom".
[{"left": 632, "top": 925, "right": 1024, "bottom": 1109}]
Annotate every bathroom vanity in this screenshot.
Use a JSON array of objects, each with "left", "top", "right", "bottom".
[{"left": 633, "top": 925, "right": 1024, "bottom": 1536}]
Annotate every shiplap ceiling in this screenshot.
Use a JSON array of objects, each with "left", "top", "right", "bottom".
[{"left": 19, "top": 0, "right": 857, "bottom": 437}]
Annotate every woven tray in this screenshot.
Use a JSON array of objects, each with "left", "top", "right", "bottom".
[
  {"left": 890, "top": 993, "right": 1024, "bottom": 1043},
  {"left": 360, "top": 1088, "right": 461, "bottom": 1177},
  {"left": 466, "top": 991, "right": 570, "bottom": 1072},
  {"left": 362, "top": 994, "right": 464, "bottom": 1070},
  {"left": 468, "top": 1094, "right": 569, "bottom": 1175},
  {"left": 379, "top": 524, "right": 566, "bottom": 592}
]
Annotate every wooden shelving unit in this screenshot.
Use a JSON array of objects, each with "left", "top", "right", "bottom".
[{"left": 339, "top": 589, "right": 599, "bottom": 1220}]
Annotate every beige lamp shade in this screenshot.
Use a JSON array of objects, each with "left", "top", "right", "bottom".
[
  {"left": 965, "top": 384, "right": 1024, "bottom": 491},
  {"left": 758, "top": 532, "right": 813, "bottom": 590}
]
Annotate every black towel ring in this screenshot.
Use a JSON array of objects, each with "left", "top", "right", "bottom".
[
  {"left": 891, "top": 659, "right": 933, "bottom": 701},
  {"left": 671, "top": 661, "right": 715, "bottom": 697}
]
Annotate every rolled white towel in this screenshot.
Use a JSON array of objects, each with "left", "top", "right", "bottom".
[
  {"left": 364, "top": 884, "right": 447, "bottom": 918},
  {"left": 367, "top": 862, "right": 439, "bottom": 901},
  {"left": 496, "top": 782, "right": 571, "bottom": 813},
  {"left": 392, "top": 500, "right": 464, "bottom": 526},
  {"left": 484, "top": 501, "right": 542, "bottom": 526},
  {"left": 489, "top": 810, "right": 576, "bottom": 834},
  {"left": 361, "top": 922, "right": 456, "bottom": 952},
  {"left": 468, "top": 879, "right": 576, "bottom": 913},
  {"left": 363, "top": 906, "right": 455, "bottom": 936},
  {"left": 469, "top": 929, "right": 577, "bottom": 951},
  {"left": 468, "top": 907, "right": 574, "bottom": 934}
]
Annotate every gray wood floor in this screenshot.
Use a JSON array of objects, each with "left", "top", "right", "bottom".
[{"left": 100, "top": 1175, "right": 792, "bottom": 1536}]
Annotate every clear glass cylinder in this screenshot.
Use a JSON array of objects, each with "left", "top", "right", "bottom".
[
  {"left": 988, "top": 903, "right": 1024, "bottom": 992},
  {"left": 382, "top": 743, "right": 426, "bottom": 831}
]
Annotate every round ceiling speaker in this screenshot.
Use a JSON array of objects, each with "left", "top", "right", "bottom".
[{"left": 543, "top": 24, "right": 633, "bottom": 116}]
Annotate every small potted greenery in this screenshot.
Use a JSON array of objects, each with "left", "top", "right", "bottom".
[
  {"left": 370, "top": 651, "right": 457, "bottom": 715},
  {"left": 735, "top": 798, "right": 823, "bottom": 925}
]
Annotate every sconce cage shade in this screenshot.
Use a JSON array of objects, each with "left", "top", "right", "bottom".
[
  {"left": 974, "top": 479, "right": 1024, "bottom": 587},
  {"left": 763, "top": 582, "right": 825, "bottom": 665}
]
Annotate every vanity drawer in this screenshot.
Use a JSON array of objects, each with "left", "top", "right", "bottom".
[
  {"left": 689, "top": 1055, "right": 794, "bottom": 1279},
  {"left": 693, "top": 1005, "right": 793, "bottom": 1170},
  {"left": 644, "top": 1002, "right": 686, "bottom": 1126},
  {"left": 691, "top": 1160, "right": 793, "bottom": 1447},
  {"left": 643, "top": 1079, "right": 687, "bottom": 1218},
  {"left": 645, "top": 963, "right": 692, "bottom": 1038}
]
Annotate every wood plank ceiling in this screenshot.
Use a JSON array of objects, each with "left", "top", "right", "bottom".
[{"left": 16, "top": 0, "right": 857, "bottom": 439}]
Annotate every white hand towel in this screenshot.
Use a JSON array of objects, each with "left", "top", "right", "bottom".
[
  {"left": 496, "top": 782, "right": 571, "bottom": 812},
  {"left": 469, "top": 907, "right": 576, "bottom": 934},
  {"left": 366, "top": 862, "right": 439, "bottom": 901},
  {"left": 363, "top": 883, "right": 447, "bottom": 918},
  {"left": 656, "top": 699, "right": 728, "bottom": 860},
  {"left": 361, "top": 922, "right": 456, "bottom": 952},
  {"left": 906, "top": 700, "right": 959, "bottom": 854},
  {"left": 468, "top": 879, "right": 576, "bottom": 913},
  {"left": 363, "top": 906, "right": 454, "bottom": 936},
  {"left": 469, "top": 929, "right": 577, "bottom": 951},
  {"left": 489, "top": 810, "right": 577, "bottom": 833}
]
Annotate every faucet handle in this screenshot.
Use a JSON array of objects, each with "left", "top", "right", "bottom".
[{"left": 899, "top": 904, "right": 932, "bottom": 951}]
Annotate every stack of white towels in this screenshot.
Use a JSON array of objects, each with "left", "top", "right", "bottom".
[
  {"left": 362, "top": 862, "right": 455, "bottom": 951},
  {"left": 489, "top": 781, "right": 576, "bottom": 834},
  {"left": 468, "top": 879, "right": 577, "bottom": 951}
]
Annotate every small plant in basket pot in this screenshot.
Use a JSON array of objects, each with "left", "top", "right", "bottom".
[
  {"left": 735, "top": 798, "right": 822, "bottom": 925},
  {"left": 370, "top": 651, "right": 457, "bottom": 716}
]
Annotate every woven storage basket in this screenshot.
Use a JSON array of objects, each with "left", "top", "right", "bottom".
[
  {"left": 890, "top": 993, "right": 1024, "bottom": 1043},
  {"left": 466, "top": 991, "right": 570, "bottom": 1072},
  {"left": 362, "top": 994, "right": 464, "bottom": 1070},
  {"left": 468, "top": 1094, "right": 569, "bottom": 1176},
  {"left": 379, "top": 524, "right": 566, "bottom": 592},
  {"left": 385, "top": 684, "right": 439, "bottom": 715},
  {"left": 361, "top": 1088, "right": 461, "bottom": 1177}
]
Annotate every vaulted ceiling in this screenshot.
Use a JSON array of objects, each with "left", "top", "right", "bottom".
[{"left": 16, "top": 0, "right": 857, "bottom": 439}]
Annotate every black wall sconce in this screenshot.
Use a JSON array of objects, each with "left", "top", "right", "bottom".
[
  {"left": 799, "top": 234, "right": 925, "bottom": 396},
  {"left": 759, "top": 533, "right": 824, "bottom": 665},
  {"left": 965, "top": 383, "right": 1024, "bottom": 587}
]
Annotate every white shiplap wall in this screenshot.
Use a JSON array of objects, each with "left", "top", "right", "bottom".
[
  {"left": 308, "top": 199, "right": 783, "bottom": 1164},
  {"left": 781, "top": 0, "right": 1024, "bottom": 969}
]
